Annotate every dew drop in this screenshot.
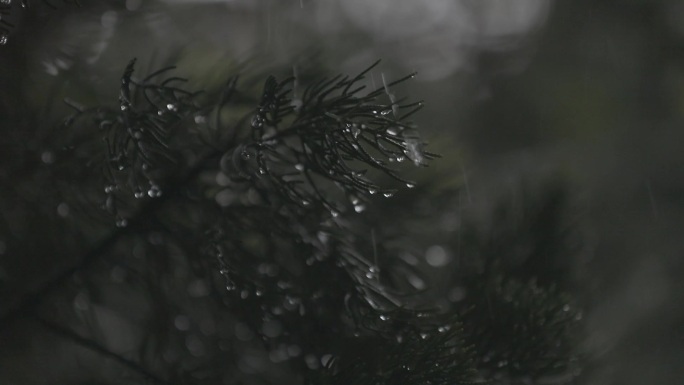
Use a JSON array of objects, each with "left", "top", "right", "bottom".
[
  {"left": 120, "top": 105, "right": 127, "bottom": 111},
  {"left": 383, "top": 192, "right": 394, "bottom": 198},
  {"left": 354, "top": 204, "right": 366, "bottom": 213},
  {"left": 0, "top": 35, "right": 8, "bottom": 46},
  {"left": 420, "top": 332, "right": 429, "bottom": 340},
  {"left": 148, "top": 185, "right": 162, "bottom": 198},
  {"left": 294, "top": 163, "right": 305, "bottom": 171},
  {"left": 301, "top": 200, "right": 310, "bottom": 206},
  {"left": 166, "top": 103, "right": 176, "bottom": 111},
  {"left": 380, "top": 109, "right": 392, "bottom": 116},
  {"left": 406, "top": 183, "right": 415, "bottom": 188},
  {"left": 396, "top": 156, "right": 405, "bottom": 162},
  {"left": 240, "top": 290, "right": 249, "bottom": 299},
  {"left": 134, "top": 191, "right": 144, "bottom": 199},
  {"left": 330, "top": 210, "right": 339, "bottom": 218},
  {"left": 379, "top": 314, "right": 389, "bottom": 321},
  {"left": 116, "top": 218, "right": 128, "bottom": 228},
  {"left": 386, "top": 127, "right": 398, "bottom": 135},
  {"left": 563, "top": 304, "right": 571, "bottom": 312},
  {"left": 368, "top": 189, "right": 377, "bottom": 195},
  {"left": 349, "top": 196, "right": 360, "bottom": 205}
]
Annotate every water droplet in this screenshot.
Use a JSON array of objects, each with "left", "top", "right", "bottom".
[
  {"left": 116, "top": 218, "right": 128, "bottom": 228},
  {"left": 383, "top": 192, "right": 394, "bottom": 198},
  {"left": 194, "top": 115, "right": 206, "bottom": 124},
  {"left": 368, "top": 189, "right": 377, "bottom": 195},
  {"left": 380, "top": 109, "right": 392, "bottom": 116},
  {"left": 563, "top": 304, "right": 571, "bottom": 312},
  {"left": 104, "top": 185, "right": 115, "bottom": 194},
  {"left": 157, "top": 110, "right": 164, "bottom": 116},
  {"left": 404, "top": 137, "right": 425, "bottom": 166},
  {"left": 301, "top": 200, "right": 310, "bottom": 206},
  {"left": 258, "top": 168, "right": 267, "bottom": 175},
  {"left": 0, "top": 0, "right": 10, "bottom": 6},
  {"left": 255, "top": 289, "right": 264, "bottom": 297},
  {"left": 379, "top": 314, "right": 389, "bottom": 321},
  {"left": 354, "top": 204, "right": 366, "bottom": 213},
  {"left": 57, "top": 203, "right": 69, "bottom": 217},
  {"left": 166, "top": 103, "right": 176, "bottom": 111},
  {"left": 0, "top": 35, "right": 7, "bottom": 46},
  {"left": 240, "top": 290, "right": 249, "bottom": 299},
  {"left": 351, "top": 126, "right": 361, "bottom": 138},
  {"left": 330, "top": 210, "right": 339, "bottom": 218},
  {"left": 134, "top": 190, "right": 144, "bottom": 199},
  {"left": 420, "top": 332, "right": 429, "bottom": 339},
  {"left": 120, "top": 105, "right": 128, "bottom": 111},
  {"left": 395, "top": 156, "right": 405, "bottom": 162},
  {"left": 349, "top": 196, "right": 360, "bottom": 205},
  {"left": 425, "top": 245, "right": 450, "bottom": 267},
  {"left": 174, "top": 315, "right": 190, "bottom": 331},
  {"left": 41, "top": 151, "right": 55, "bottom": 164},
  {"left": 406, "top": 183, "right": 415, "bottom": 188},
  {"left": 386, "top": 127, "right": 398, "bottom": 135},
  {"left": 251, "top": 115, "right": 263, "bottom": 129},
  {"left": 396, "top": 335, "right": 404, "bottom": 343},
  {"left": 148, "top": 185, "right": 162, "bottom": 198},
  {"left": 294, "top": 163, "right": 305, "bottom": 171}
]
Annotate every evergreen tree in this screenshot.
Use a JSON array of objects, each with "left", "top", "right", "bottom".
[{"left": 0, "top": 2, "right": 584, "bottom": 384}]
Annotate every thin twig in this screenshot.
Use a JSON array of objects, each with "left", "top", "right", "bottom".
[{"left": 31, "top": 314, "right": 174, "bottom": 385}]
